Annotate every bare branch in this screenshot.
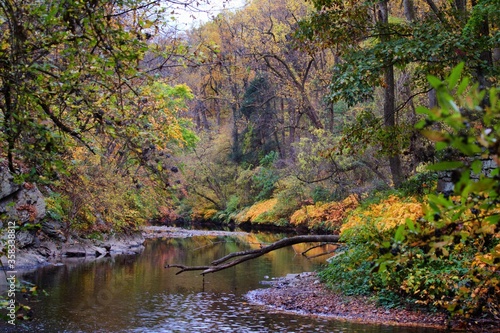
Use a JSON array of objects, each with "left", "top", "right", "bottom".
[
  {"left": 301, "top": 243, "right": 339, "bottom": 256},
  {"left": 165, "top": 235, "right": 341, "bottom": 275}
]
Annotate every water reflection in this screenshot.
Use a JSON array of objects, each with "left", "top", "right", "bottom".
[{"left": 1, "top": 233, "right": 443, "bottom": 332}]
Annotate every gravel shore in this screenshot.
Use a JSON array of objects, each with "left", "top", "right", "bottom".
[{"left": 246, "top": 272, "right": 499, "bottom": 332}]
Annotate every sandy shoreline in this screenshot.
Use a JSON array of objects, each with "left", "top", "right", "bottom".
[{"left": 245, "top": 272, "right": 499, "bottom": 332}]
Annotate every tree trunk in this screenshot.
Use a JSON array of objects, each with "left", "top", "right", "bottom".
[
  {"left": 231, "top": 103, "right": 240, "bottom": 161},
  {"left": 403, "top": 0, "right": 416, "bottom": 21},
  {"left": 379, "top": 0, "right": 404, "bottom": 188}
]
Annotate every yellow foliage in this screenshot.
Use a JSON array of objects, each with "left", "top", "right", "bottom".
[
  {"left": 235, "top": 198, "right": 279, "bottom": 224},
  {"left": 341, "top": 195, "right": 424, "bottom": 233},
  {"left": 290, "top": 195, "right": 359, "bottom": 230},
  {"left": 189, "top": 207, "right": 217, "bottom": 221},
  {"left": 202, "top": 209, "right": 218, "bottom": 220}
]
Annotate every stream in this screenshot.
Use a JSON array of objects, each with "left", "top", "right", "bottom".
[{"left": 1, "top": 230, "right": 443, "bottom": 332}]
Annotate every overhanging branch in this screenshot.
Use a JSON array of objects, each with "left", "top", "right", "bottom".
[{"left": 165, "top": 235, "right": 341, "bottom": 275}]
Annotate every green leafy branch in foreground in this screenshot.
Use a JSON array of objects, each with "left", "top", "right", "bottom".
[
  {"left": 382, "top": 63, "right": 500, "bottom": 317},
  {"left": 322, "top": 63, "right": 500, "bottom": 319}
]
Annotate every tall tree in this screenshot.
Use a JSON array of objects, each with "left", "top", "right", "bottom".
[
  {"left": 295, "top": 0, "right": 499, "bottom": 187},
  {"left": 0, "top": 0, "right": 196, "bottom": 176}
]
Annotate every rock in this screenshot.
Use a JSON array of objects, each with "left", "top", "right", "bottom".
[
  {"left": 2, "top": 249, "right": 49, "bottom": 270},
  {"left": 97, "top": 231, "right": 145, "bottom": 255},
  {"left": 0, "top": 166, "right": 20, "bottom": 200},
  {"left": 0, "top": 182, "right": 46, "bottom": 224},
  {"left": 41, "top": 220, "right": 66, "bottom": 242},
  {"left": 37, "top": 241, "right": 58, "bottom": 257},
  {"left": 62, "top": 245, "right": 88, "bottom": 257},
  {"left": 94, "top": 246, "right": 107, "bottom": 257},
  {"left": 16, "top": 230, "right": 36, "bottom": 248},
  {"left": 62, "top": 242, "right": 109, "bottom": 258}
]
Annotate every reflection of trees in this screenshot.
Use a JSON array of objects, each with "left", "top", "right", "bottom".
[{"left": 19, "top": 234, "right": 329, "bottom": 328}]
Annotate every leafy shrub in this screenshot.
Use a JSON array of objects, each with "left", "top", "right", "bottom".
[
  {"left": 234, "top": 198, "right": 279, "bottom": 224},
  {"left": 398, "top": 171, "right": 438, "bottom": 197},
  {"left": 341, "top": 195, "right": 423, "bottom": 233},
  {"left": 212, "top": 195, "right": 240, "bottom": 223},
  {"left": 311, "top": 186, "right": 345, "bottom": 203},
  {"left": 252, "top": 166, "right": 279, "bottom": 201},
  {"left": 290, "top": 194, "right": 358, "bottom": 231},
  {"left": 322, "top": 65, "right": 500, "bottom": 320},
  {"left": 319, "top": 242, "right": 378, "bottom": 296}
]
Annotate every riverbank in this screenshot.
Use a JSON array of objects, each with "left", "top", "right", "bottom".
[
  {"left": 246, "top": 272, "right": 500, "bottom": 333},
  {"left": 142, "top": 226, "right": 249, "bottom": 239},
  {"left": 2, "top": 225, "right": 249, "bottom": 271},
  {"left": 2, "top": 228, "right": 146, "bottom": 271}
]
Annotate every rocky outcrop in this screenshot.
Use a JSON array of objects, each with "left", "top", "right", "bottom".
[
  {"left": 2, "top": 225, "right": 146, "bottom": 270},
  {"left": 0, "top": 167, "right": 145, "bottom": 270},
  {"left": 0, "top": 166, "right": 46, "bottom": 225}
]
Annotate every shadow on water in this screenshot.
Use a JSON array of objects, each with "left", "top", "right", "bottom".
[{"left": 1, "top": 232, "right": 444, "bottom": 332}]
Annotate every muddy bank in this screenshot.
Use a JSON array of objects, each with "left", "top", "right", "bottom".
[{"left": 246, "top": 272, "right": 499, "bottom": 332}]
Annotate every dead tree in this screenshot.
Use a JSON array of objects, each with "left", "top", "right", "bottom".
[{"left": 165, "top": 235, "right": 341, "bottom": 275}]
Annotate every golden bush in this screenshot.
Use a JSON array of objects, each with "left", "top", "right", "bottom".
[
  {"left": 235, "top": 198, "right": 279, "bottom": 224},
  {"left": 290, "top": 195, "right": 359, "bottom": 230},
  {"left": 341, "top": 195, "right": 423, "bottom": 233}
]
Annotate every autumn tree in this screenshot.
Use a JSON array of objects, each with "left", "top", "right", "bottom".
[
  {"left": 0, "top": 0, "right": 199, "bottom": 229},
  {"left": 296, "top": 0, "right": 499, "bottom": 187}
]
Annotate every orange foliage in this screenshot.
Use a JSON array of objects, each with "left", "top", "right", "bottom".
[
  {"left": 235, "top": 198, "right": 279, "bottom": 224},
  {"left": 341, "top": 195, "right": 423, "bottom": 233},
  {"left": 158, "top": 206, "right": 180, "bottom": 223},
  {"left": 191, "top": 208, "right": 218, "bottom": 221},
  {"left": 290, "top": 195, "right": 359, "bottom": 230}
]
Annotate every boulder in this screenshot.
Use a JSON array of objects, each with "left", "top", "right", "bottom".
[
  {"left": 16, "top": 230, "right": 36, "bottom": 248},
  {"left": 97, "top": 231, "right": 145, "bottom": 255},
  {"left": 3, "top": 249, "right": 48, "bottom": 270},
  {"left": 62, "top": 243, "right": 109, "bottom": 258},
  {"left": 0, "top": 181, "right": 46, "bottom": 224},
  {"left": 62, "top": 245, "right": 90, "bottom": 257},
  {"left": 0, "top": 166, "right": 20, "bottom": 200},
  {"left": 37, "top": 241, "right": 59, "bottom": 257},
  {"left": 41, "top": 220, "right": 67, "bottom": 242}
]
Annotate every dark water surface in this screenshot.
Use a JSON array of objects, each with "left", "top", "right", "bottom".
[{"left": 1, "top": 232, "right": 444, "bottom": 332}]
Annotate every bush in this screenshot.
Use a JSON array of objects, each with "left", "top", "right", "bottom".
[
  {"left": 322, "top": 65, "right": 500, "bottom": 320},
  {"left": 398, "top": 171, "right": 438, "bottom": 197},
  {"left": 290, "top": 194, "right": 359, "bottom": 231},
  {"left": 234, "top": 198, "right": 280, "bottom": 224}
]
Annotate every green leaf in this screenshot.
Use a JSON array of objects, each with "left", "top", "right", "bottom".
[
  {"left": 471, "top": 159, "right": 482, "bottom": 175},
  {"left": 456, "top": 77, "right": 470, "bottom": 95},
  {"left": 394, "top": 224, "right": 406, "bottom": 242},
  {"left": 485, "top": 214, "right": 500, "bottom": 225},
  {"left": 447, "top": 62, "right": 464, "bottom": 90},
  {"left": 490, "top": 87, "right": 499, "bottom": 107},
  {"left": 427, "top": 161, "right": 464, "bottom": 171},
  {"left": 427, "top": 75, "right": 444, "bottom": 89},
  {"left": 435, "top": 141, "right": 449, "bottom": 151},
  {"left": 416, "top": 105, "right": 432, "bottom": 116},
  {"left": 406, "top": 218, "right": 416, "bottom": 232}
]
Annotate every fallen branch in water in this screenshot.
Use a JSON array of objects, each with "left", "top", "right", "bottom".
[
  {"left": 165, "top": 234, "right": 341, "bottom": 275},
  {"left": 302, "top": 244, "right": 341, "bottom": 259},
  {"left": 301, "top": 242, "right": 340, "bottom": 256}
]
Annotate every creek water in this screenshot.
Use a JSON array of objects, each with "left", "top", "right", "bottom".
[{"left": 2, "top": 231, "right": 444, "bottom": 332}]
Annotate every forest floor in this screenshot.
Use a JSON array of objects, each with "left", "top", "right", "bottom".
[{"left": 246, "top": 272, "right": 500, "bottom": 333}]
